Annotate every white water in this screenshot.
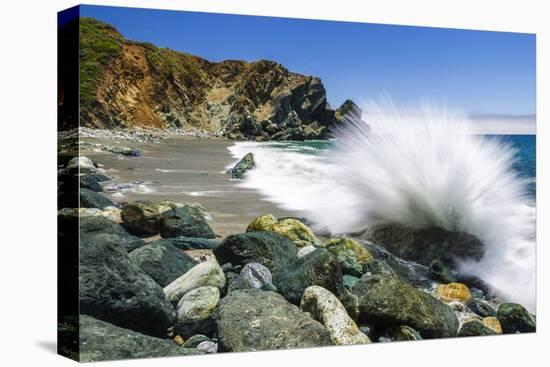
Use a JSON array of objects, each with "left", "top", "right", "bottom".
[{"left": 228, "top": 101, "right": 536, "bottom": 311}]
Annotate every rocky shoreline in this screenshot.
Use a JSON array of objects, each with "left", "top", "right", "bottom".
[{"left": 57, "top": 150, "right": 536, "bottom": 362}]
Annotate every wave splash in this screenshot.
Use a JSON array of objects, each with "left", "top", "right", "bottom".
[{"left": 228, "top": 101, "right": 535, "bottom": 311}]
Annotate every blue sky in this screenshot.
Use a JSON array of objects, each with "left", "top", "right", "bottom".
[{"left": 80, "top": 5, "right": 535, "bottom": 117}]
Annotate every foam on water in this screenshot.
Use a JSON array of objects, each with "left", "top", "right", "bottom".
[{"left": 228, "top": 101, "right": 536, "bottom": 311}]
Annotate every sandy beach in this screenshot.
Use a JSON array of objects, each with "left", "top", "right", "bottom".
[{"left": 80, "top": 135, "right": 295, "bottom": 237}]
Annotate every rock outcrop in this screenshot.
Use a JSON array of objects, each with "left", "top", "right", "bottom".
[{"left": 70, "top": 18, "right": 356, "bottom": 140}]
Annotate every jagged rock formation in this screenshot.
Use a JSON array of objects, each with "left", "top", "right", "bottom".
[{"left": 69, "top": 18, "right": 359, "bottom": 140}]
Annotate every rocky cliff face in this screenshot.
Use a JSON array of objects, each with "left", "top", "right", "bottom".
[{"left": 72, "top": 18, "right": 359, "bottom": 140}]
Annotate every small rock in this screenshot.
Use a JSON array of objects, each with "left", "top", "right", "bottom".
[
  {"left": 63, "top": 156, "right": 96, "bottom": 174},
  {"left": 196, "top": 341, "right": 218, "bottom": 353},
  {"left": 174, "top": 286, "right": 220, "bottom": 338},
  {"left": 246, "top": 214, "right": 320, "bottom": 247},
  {"left": 497, "top": 303, "right": 536, "bottom": 333},
  {"left": 385, "top": 325, "right": 423, "bottom": 341},
  {"left": 465, "top": 298, "right": 497, "bottom": 318},
  {"left": 183, "top": 335, "right": 210, "bottom": 348},
  {"left": 362, "top": 259, "right": 397, "bottom": 277},
  {"left": 226, "top": 153, "right": 255, "bottom": 179},
  {"left": 301, "top": 286, "right": 371, "bottom": 345},
  {"left": 436, "top": 283, "right": 471, "bottom": 302},
  {"left": 169, "top": 236, "right": 220, "bottom": 250},
  {"left": 164, "top": 260, "right": 226, "bottom": 306},
  {"left": 228, "top": 262, "right": 272, "bottom": 292},
  {"left": 80, "top": 188, "right": 115, "bottom": 209},
  {"left": 80, "top": 174, "right": 103, "bottom": 192},
  {"left": 174, "top": 335, "right": 185, "bottom": 346}
]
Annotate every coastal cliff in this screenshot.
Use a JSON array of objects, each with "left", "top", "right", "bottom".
[{"left": 71, "top": 18, "right": 358, "bottom": 140}]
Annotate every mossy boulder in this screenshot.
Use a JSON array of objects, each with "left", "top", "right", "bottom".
[
  {"left": 246, "top": 214, "right": 320, "bottom": 247},
  {"left": 216, "top": 289, "right": 332, "bottom": 352},
  {"left": 349, "top": 273, "right": 459, "bottom": 338},
  {"left": 273, "top": 248, "right": 344, "bottom": 304},
  {"left": 497, "top": 303, "right": 536, "bottom": 333},
  {"left": 324, "top": 237, "right": 373, "bottom": 276},
  {"left": 121, "top": 200, "right": 172, "bottom": 236},
  {"left": 301, "top": 286, "right": 370, "bottom": 345},
  {"left": 436, "top": 283, "right": 471, "bottom": 302},
  {"left": 174, "top": 286, "right": 220, "bottom": 338}
]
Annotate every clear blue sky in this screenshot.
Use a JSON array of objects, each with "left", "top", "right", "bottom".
[{"left": 80, "top": 5, "right": 536, "bottom": 116}]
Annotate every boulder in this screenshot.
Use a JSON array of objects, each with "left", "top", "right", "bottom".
[
  {"left": 80, "top": 174, "right": 103, "bottom": 192},
  {"left": 497, "top": 303, "right": 536, "bottom": 333},
  {"left": 301, "top": 286, "right": 371, "bottom": 345},
  {"left": 79, "top": 216, "right": 144, "bottom": 252},
  {"left": 246, "top": 214, "right": 320, "bottom": 247},
  {"left": 465, "top": 298, "right": 497, "bottom": 318},
  {"left": 216, "top": 289, "right": 332, "bottom": 352},
  {"left": 363, "top": 225, "right": 485, "bottom": 268},
  {"left": 128, "top": 239, "right": 198, "bottom": 287},
  {"left": 226, "top": 152, "right": 255, "bottom": 179},
  {"left": 78, "top": 315, "right": 199, "bottom": 362},
  {"left": 80, "top": 188, "right": 115, "bottom": 209},
  {"left": 121, "top": 200, "right": 172, "bottom": 236},
  {"left": 349, "top": 273, "right": 459, "bottom": 338},
  {"left": 160, "top": 204, "right": 215, "bottom": 239},
  {"left": 324, "top": 237, "right": 373, "bottom": 276},
  {"left": 362, "top": 259, "right": 397, "bottom": 278},
  {"left": 63, "top": 156, "right": 96, "bottom": 175},
  {"left": 214, "top": 231, "right": 298, "bottom": 271},
  {"left": 457, "top": 320, "right": 497, "bottom": 337},
  {"left": 273, "top": 248, "right": 343, "bottom": 304},
  {"left": 174, "top": 286, "right": 220, "bottom": 338},
  {"left": 168, "top": 236, "right": 220, "bottom": 250},
  {"left": 79, "top": 234, "right": 175, "bottom": 337},
  {"left": 164, "top": 260, "right": 226, "bottom": 306},
  {"left": 228, "top": 262, "right": 273, "bottom": 292},
  {"left": 436, "top": 283, "right": 472, "bottom": 302}
]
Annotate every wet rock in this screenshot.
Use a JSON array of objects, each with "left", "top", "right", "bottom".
[
  {"left": 214, "top": 231, "right": 298, "bottom": 271},
  {"left": 216, "top": 289, "right": 332, "bottom": 352},
  {"left": 458, "top": 319, "right": 497, "bottom": 337},
  {"left": 363, "top": 225, "right": 485, "bottom": 268},
  {"left": 246, "top": 214, "right": 320, "bottom": 247},
  {"left": 63, "top": 156, "right": 97, "bottom": 175},
  {"left": 465, "top": 298, "right": 497, "bottom": 318},
  {"left": 80, "top": 174, "right": 103, "bottom": 192},
  {"left": 362, "top": 259, "right": 397, "bottom": 277},
  {"left": 164, "top": 260, "right": 226, "bottom": 306},
  {"left": 228, "top": 262, "right": 273, "bottom": 292},
  {"left": 79, "top": 234, "right": 175, "bottom": 337},
  {"left": 343, "top": 274, "right": 360, "bottom": 291},
  {"left": 79, "top": 315, "right": 199, "bottom": 362},
  {"left": 301, "top": 286, "right": 371, "bottom": 345},
  {"left": 129, "top": 239, "right": 199, "bottom": 287},
  {"left": 297, "top": 245, "right": 317, "bottom": 258},
  {"left": 168, "top": 236, "right": 220, "bottom": 250},
  {"left": 324, "top": 237, "right": 373, "bottom": 276},
  {"left": 174, "top": 286, "right": 220, "bottom": 338},
  {"left": 226, "top": 153, "right": 255, "bottom": 179},
  {"left": 429, "top": 259, "right": 458, "bottom": 283},
  {"left": 497, "top": 303, "right": 536, "bottom": 333},
  {"left": 273, "top": 248, "right": 343, "bottom": 304},
  {"left": 349, "top": 273, "right": 459, "bottom": 338},
  {"left": 80, "top": 188, "right": 115, "bottom": 209},
  {"left": 436, "top": 283, "right": 471, "bottom": 302}
]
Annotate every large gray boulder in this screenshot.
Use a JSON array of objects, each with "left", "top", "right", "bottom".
[
  {"left": 216, "top": 289, "right": 332, "bottom": 352},
  {"left": 80, "top": 188, "right": 115, "bottom": 209},
  {"left": 348, "top": 273, "right": 459, "bottom": 338},
  {"left": 213, "top": 231, "right": 298, "bottom": 271},
  {"left": 79, "top": 233, "right": 175, "bottom": 337},
  {"left": 160, "top": 204, "right": 215, "bottom": 239},
  {"left": 79, "top": 315, "right": 200, "bottom": 362},
  {"left": 128, "top": 239, "right": 198, "bottom": 287}
]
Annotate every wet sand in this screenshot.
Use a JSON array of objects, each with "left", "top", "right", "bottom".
[{"left": 81, "top": 135, "right": 295, "bottom": 237}]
